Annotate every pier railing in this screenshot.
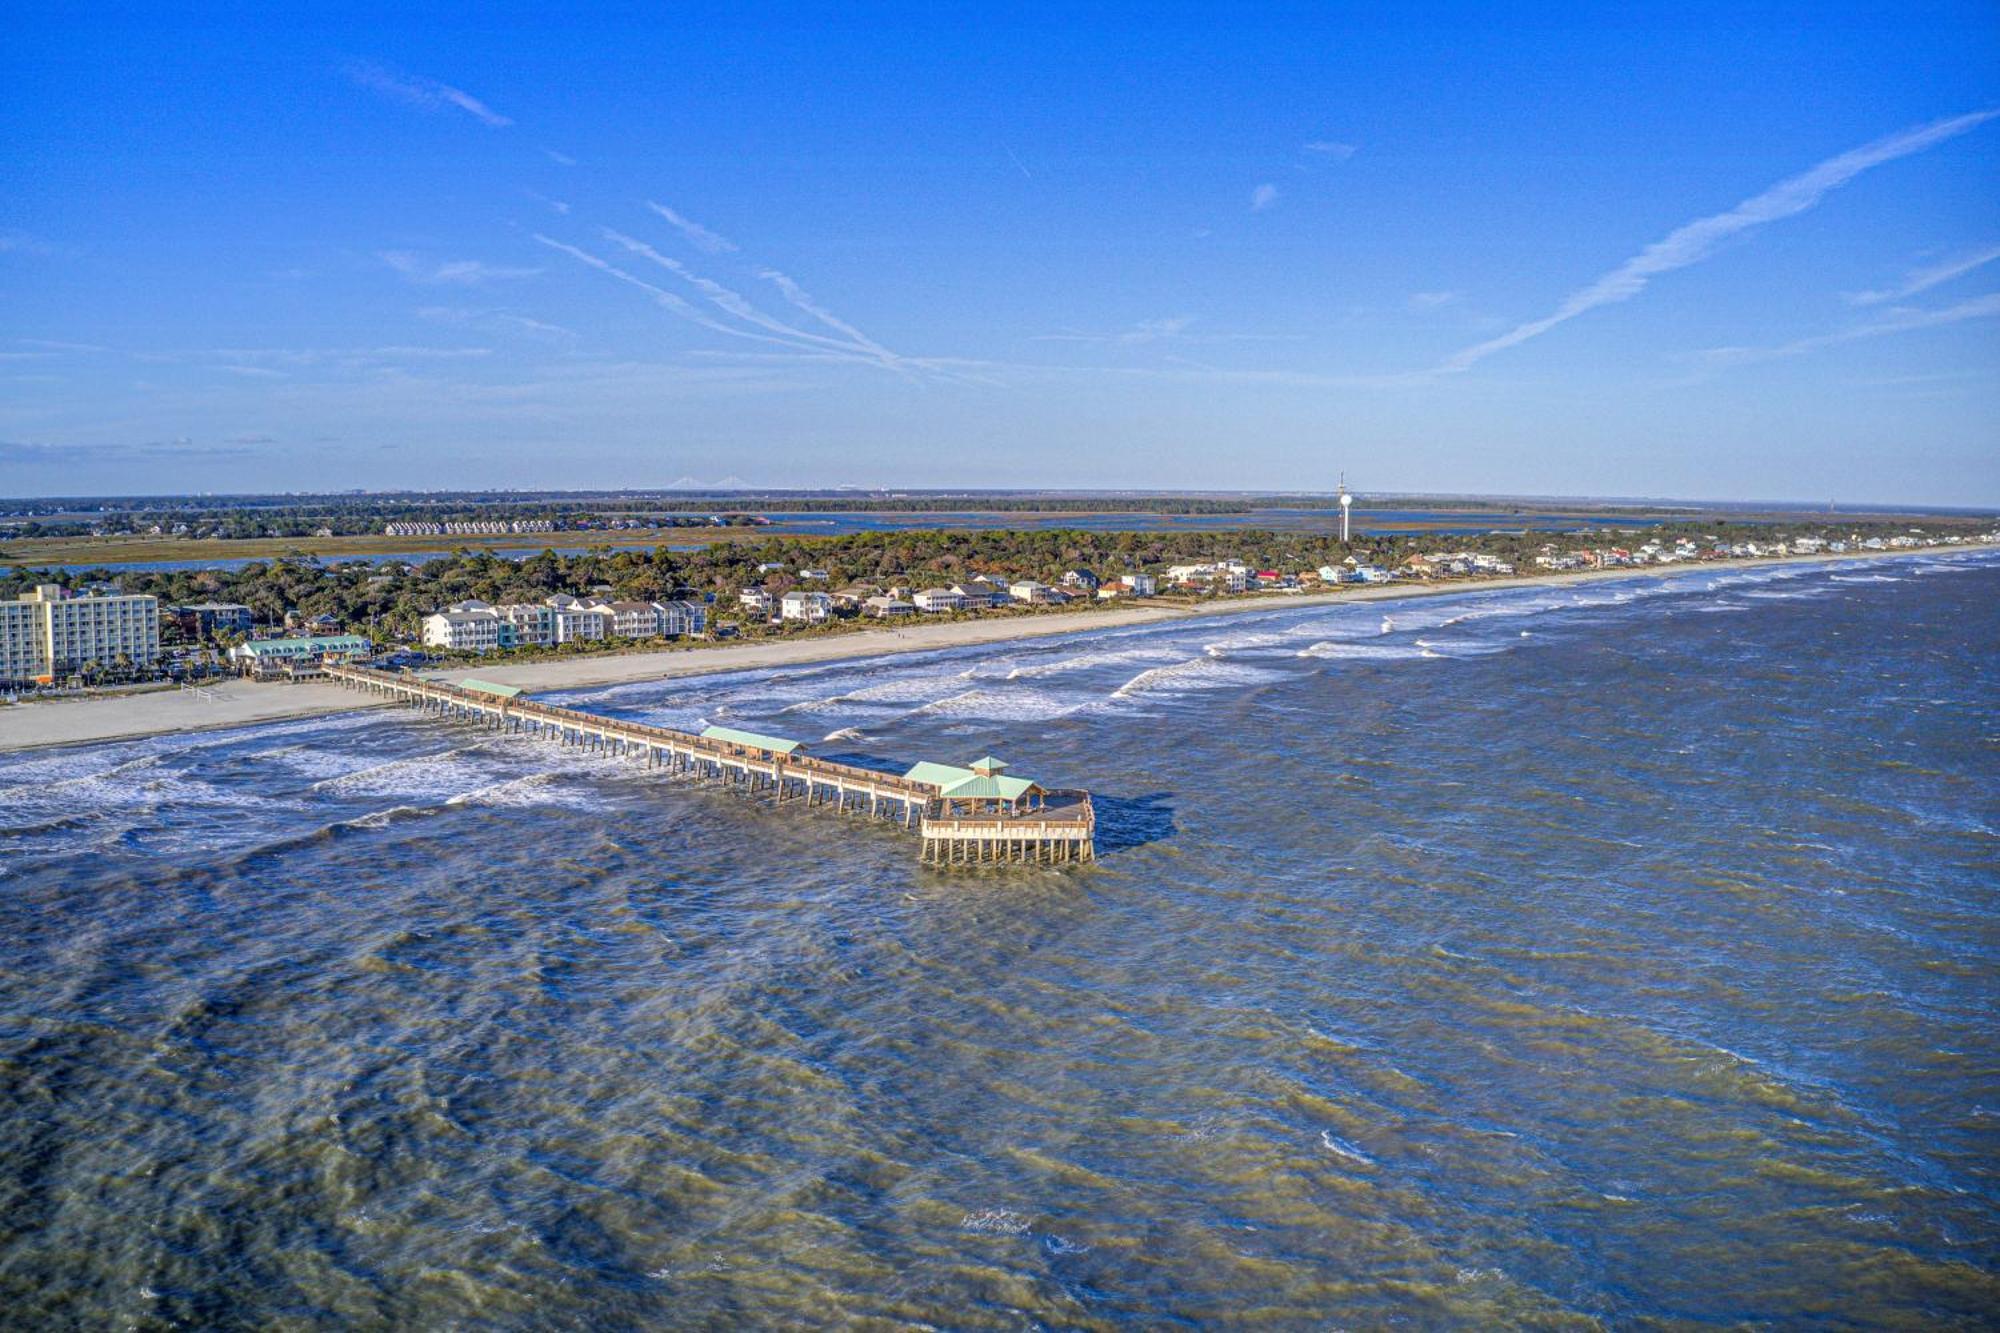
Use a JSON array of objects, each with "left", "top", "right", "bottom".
[{"left": 324, "top": 664, "right": 1092, "bottom": 865}]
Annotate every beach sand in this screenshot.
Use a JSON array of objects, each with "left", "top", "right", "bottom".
[{"left": 0, "top": 544, "right": 1983, "bottom": 753}]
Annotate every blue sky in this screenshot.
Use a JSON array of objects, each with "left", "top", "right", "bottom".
[{"left": 4, "top": 3, "right": 1997, "bottom": 502}]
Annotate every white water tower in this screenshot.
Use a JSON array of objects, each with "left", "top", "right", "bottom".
[{"left": 1337, "top": 474, "right": 1353, "bottom": 543}]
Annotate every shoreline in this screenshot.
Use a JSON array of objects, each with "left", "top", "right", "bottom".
[{"left": 1, "top": 542, "right": 1988, "bottom": 754}]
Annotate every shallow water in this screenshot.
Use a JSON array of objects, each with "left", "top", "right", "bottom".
[{"left": 2, "top": 554, "right": 1996, "bottom": 1326}]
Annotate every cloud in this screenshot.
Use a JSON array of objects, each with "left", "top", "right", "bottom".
[
  {"left": 0, "top": 438, "right": 258, "bottom": 466},
  {"left": 1695, "top": 290, "right": 2000, "bottom": 368},
  {"left": 645, "top": 202, "right": 738, "bottom": 254},
  {"left": 1035, "top": 316, "right": 1197, "bottom": 345},
  {"left": 544, "top": 149, "right": 577, "bottom": 166},
  {"left": 1250, "top": 183, "right": 1280, "bottom": 212},
  {"left": 0, "top": 230, "right": 55, "bottom": 255},
  {"left": 380, "top": 251, "right": 541, "bottom": 285},
  {"left": 416, "top": 305, "right": 575, "bottom": 340},
  {"left": 1408, "top": 291, "right": 1460, "bottom": 310},
  {"left": 532, "top": 233, "right": 788, "bottom": 346},
  {"left": 1846, "top": 243, "right": 2000, "bottom": 305},
  {"left": 1303, "top": 141, "right": 1357, "bottom": 159},
  {"left": 756, "top": 268, "right": 908, "bottom": 362},
  {"left": 345, "top": 62, "right": 512, "bottom": 127},
  {"left": 1439, "top": 108, "right": 2000, "bottom": 373}
]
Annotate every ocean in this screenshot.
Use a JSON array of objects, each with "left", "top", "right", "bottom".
[{"left": 2, "top": 553, "right": 1995, "bottom": 1326}]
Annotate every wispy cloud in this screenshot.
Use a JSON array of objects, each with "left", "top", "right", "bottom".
[
  {"left": 1408, "top": 291, "right": 1460, "bottom": 310},
  {"left": 346, "top": 62, "right": 512, "bottom": 128},
  {"left": 532, "top": 234, "right": 808, "bottom": 351},
  {"left": 1846, "top": 243, "right": 2000, "bottom": 305},
  {"left": 645, "top": 202, "right": 738, "bottom": 254},
  {"left": 1036, "top": 316, "right": 1198, "bottom": 345},
  {"left": 416, "top": 306, "right": 575, "bottom": 340},
  {"left": 0, "top": 229, "right": 55, "bottom": 255},
  {"left": 1695, "top": 291, "right": 2000, "bottom": 369},
  {"left": 1250, "top": 183, "right": 1280, "bottom": 212},
  {"left": 0, "top": 438, "right": 259, "bottom": 465},
  {"left": 1439, "top": 108, "right": 2000, "bottom": 373},
  {"left": 1303, "top": 141, "right": 1357, "bottom": 160},
  {"left": 1004, "top": 146, "right": 1033, "bottom": 179},
  {"left": 380, "top": 251, "right": 541, "bottom": 285},
  {"left": 544, "top": 149, "right": 577, "bottom": 166},
  {"left": 757, "top": 268, "right": 909, "bottom": 365}
]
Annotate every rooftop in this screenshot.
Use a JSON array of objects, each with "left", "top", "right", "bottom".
[{"left": 701, "top": 725, "right": 804, "bottom": 755}]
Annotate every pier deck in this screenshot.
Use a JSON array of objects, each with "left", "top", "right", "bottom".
[{"left": 324, "top": 665, "right": 1093, "bottom": 865}]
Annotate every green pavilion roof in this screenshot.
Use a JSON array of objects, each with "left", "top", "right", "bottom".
[
  {"left": 938, "top": 772, "right": 1040, "bottom": 801},
  {"left": 458, "top": 678, "right": 523, "bottom": 699},
  {"left": 905, "top": 759, "right": 1041, "bottom": 801},
  {"left": 701, "top": 725, "right": 803, "bottom": 755}
]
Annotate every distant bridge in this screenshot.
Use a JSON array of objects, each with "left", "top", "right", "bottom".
[{"left": 323, "top": 665, "right": 1094, "bottom": 865}]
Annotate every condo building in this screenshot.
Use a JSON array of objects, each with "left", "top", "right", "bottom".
[{"left": 422, "top": 594, "right": 705, "bottom": 654}]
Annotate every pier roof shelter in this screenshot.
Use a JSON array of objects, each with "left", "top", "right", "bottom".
[
  {"left": 700, "top": 724, "right": 804, "bottom": 758},
  {"left": 458, "top": 677, "right": 523, "bottom": 699},
  {"left": 905, "top": 756, "right": 1046, "bottom": 813}
]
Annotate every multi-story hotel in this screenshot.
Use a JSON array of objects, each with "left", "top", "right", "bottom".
[{"left": 1, "top": 585, "right": 162, "bottom": 685}]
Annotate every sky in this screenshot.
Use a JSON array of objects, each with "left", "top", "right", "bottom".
[{"left": 3, "top": 2, "right": 1997, "bottom": 503}]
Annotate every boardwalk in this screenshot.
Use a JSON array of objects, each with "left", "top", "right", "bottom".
[{"left": 324, "top": 666, "right": 1094, "bottom": 864}]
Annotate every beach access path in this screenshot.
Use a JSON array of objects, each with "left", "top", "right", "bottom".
[{"left": 0, "top": 543, "right": 1986, "bottom": 754}]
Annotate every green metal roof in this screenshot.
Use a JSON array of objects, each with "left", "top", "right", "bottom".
[
  {"left": 938, "top": 773, "right": 1040, "bottom": 801},
  {"left": 905, "top": 759, "right": 1040, "bottom": 801},
  {"left": 459, "top": 678, "right": 523, "bottom": 699},
  {"left": 968, "top": 755, "right": 1009, "bottom": 773},
  {"left": 239, "top": 635, "right": 371, "bottom": 654},
  {"left": 904, "top": 760, "right": 973, "bottom": 787},
  {"left": 701, "top": 725, "right": 803, "bottom": 755}
]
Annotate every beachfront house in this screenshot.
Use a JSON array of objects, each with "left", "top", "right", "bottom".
[
  {"left": 781, "top": 590, "right": 835, "bottom": 624},
  {"left": 913, "top": 588, "right": 968, "bottom": 613},
  {"left": 739, "top": 588, "right": 775, "bottom": 616},
  {"left": 864, "top": 595, "right": 916, "bottom": 617},
  {"left": 1120, "top": 573, "right": 1157, "bottom": 596},
  {"left": 953, "top": 578, "right": 1012, "bottom": 607}
]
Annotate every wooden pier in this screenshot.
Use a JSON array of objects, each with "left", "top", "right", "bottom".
[{"left": 324, "top": 665, "right": 1093, "bottom": 865}]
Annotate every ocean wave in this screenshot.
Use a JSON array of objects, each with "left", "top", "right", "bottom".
[
  {"left": 1412, "top": 636, "right": 1509, "bottom": 657},
  {"left": 1296, "top": 641, "right": 1429, "bottom": 661},
  {"left": 1319, "top": 1131, "right": 1376, "bottom": 1165},
  {"left": 908, "top": 687, "right": 1081, "bottom": 722},
  {"left": 307, "top": 746, "right": 486, "bottom": 795},
  {"left": 1110, "top": 656, "right": 1284, "bottom": 699},
  {"left": 445, "top": 771, "right": 590, "bottom": 810}
]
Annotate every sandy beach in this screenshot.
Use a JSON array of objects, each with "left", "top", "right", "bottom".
[{"left": 0, "top": 543, "right": 1984, "bottom": 754}]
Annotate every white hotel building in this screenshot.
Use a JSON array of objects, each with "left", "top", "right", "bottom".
[{"left": 1, "top": 585, "right": 162, "bottom": 685}]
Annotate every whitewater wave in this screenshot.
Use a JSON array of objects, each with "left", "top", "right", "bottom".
[
  {"left": 1110, "top": 656, "right": 1284, "bottom": 700},
  {"left": 445, "top": 771, "right": 589, "bottom": 810},
  {"left": 1412, "top": 637, "right": 1508, "bottom": 658},
  {"left": 1296, "top": 641, "right": 1428, "bottom": 661},
  {"left": 1320, "top": 1131, "right": 1376, "bottom": 1165},
  {"left": 908, "top": 687, "right": 1080, "bottom": 722}
]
